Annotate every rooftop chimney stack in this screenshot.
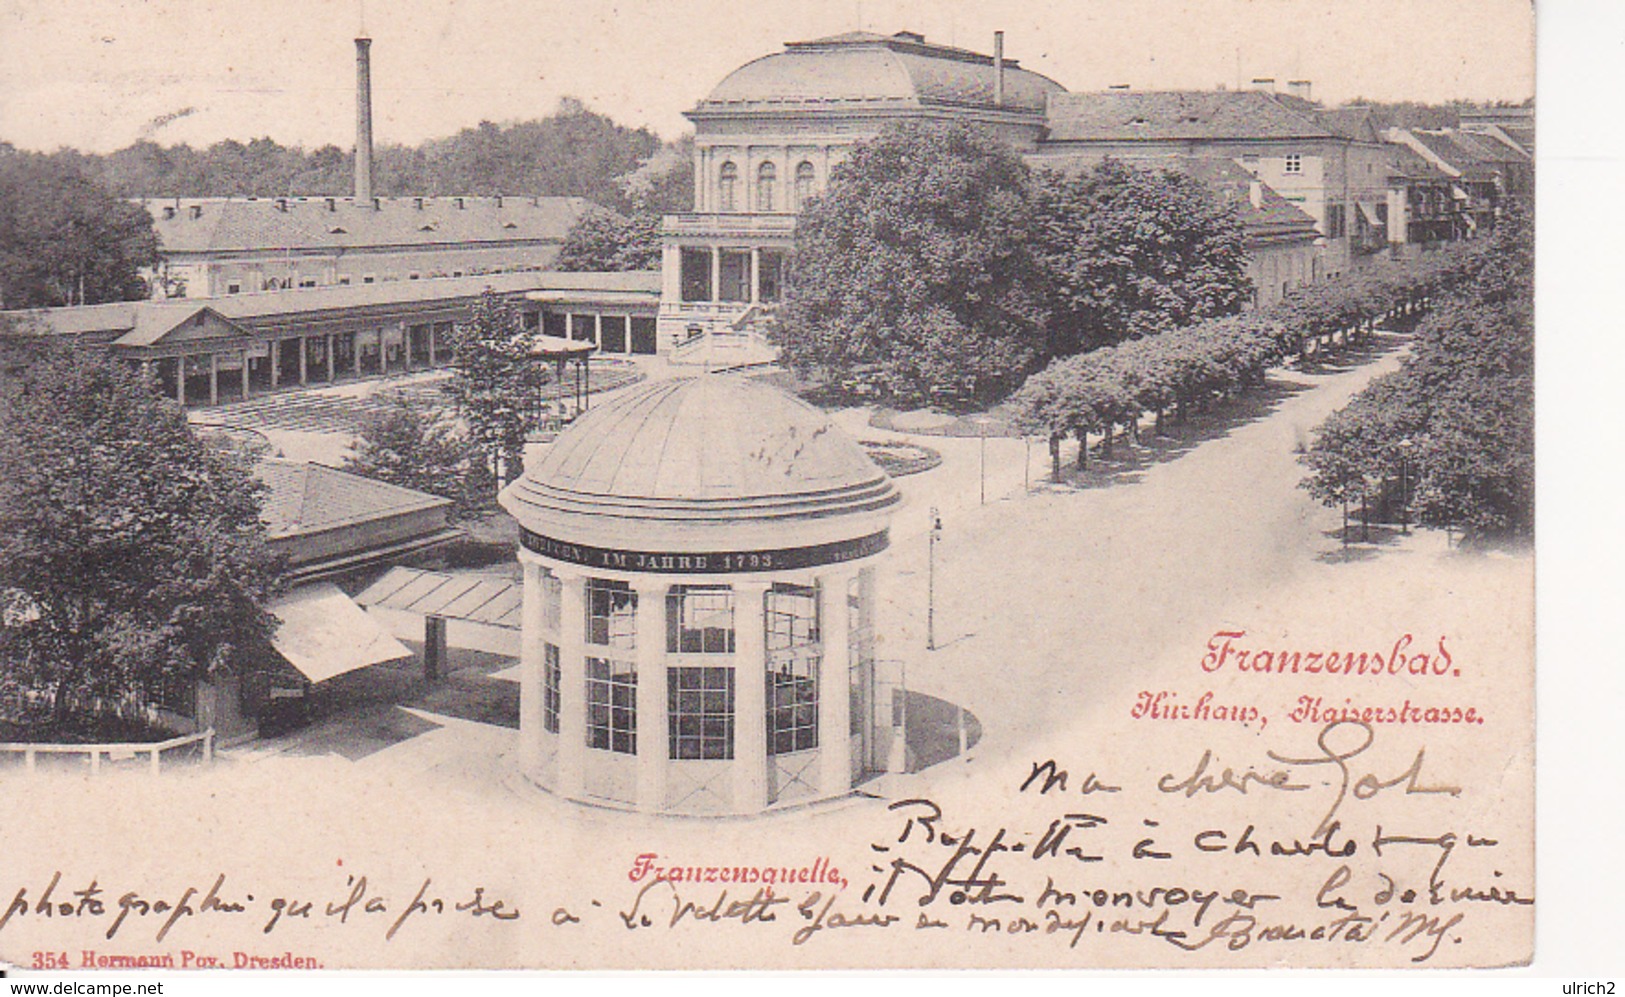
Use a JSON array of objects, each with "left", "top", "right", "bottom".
[
  {"left": 354, "top": 35, "right": 375, "bottom": 204},
  {"left": 993, "top": 31, "right": 1005, "bottom": 107},
  {"left": 1250, "top": 77, "right": 1277, "bottom": 93},
  {"left": 1287, "top": 79, "right": 1313, "bottom": 101}
]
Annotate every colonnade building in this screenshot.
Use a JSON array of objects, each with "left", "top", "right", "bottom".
[
  {"left": 499, "top": 375, "right": 900, "bottom": 814},
  {"left": 5, "top": 270, "right": 660, "bottom": 407}
]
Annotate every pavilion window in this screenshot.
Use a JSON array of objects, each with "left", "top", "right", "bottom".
[
  {"left": 765, "top": 583, "right": 820, "bottom": 755},
  {"left": 758, "top": 251, "right": 785, "bottom": 303},
  {"left": 542, "top": 311, "right": 567, "bottom": 339},
  {"left": 543, "top": 642, "right": 561, "bottom": 734},
  {"left": 756, "top": 162, "right": 777, "bottom": 212},
  {"left": 541, "top": 569, "right": 562, "bottom": 632},
  {"left": 718, "top": 250, "right": 751, "bottom": 303},
  {"left": 667, "top": 585, "right": 735, "bottom": 654},
  {"left": 668, "top": 666, "right": 734, "bottom": 760},
  {"left": 586, "top": 657, "right": 637, "bottom": 754},
  {"left": 793, "top": 161, "right": 815, "bottom": 211},
  {"left": 586, "top": 578, "right": 637, "bottom": 650},
  {"left": 680, "top": 249, "right": 713, "bottom": 303},
  {"left": 718, "top": 162, "right": 739, "bottom": 212}
]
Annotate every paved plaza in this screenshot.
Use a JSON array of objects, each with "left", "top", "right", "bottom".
[{"left": 204, "top": 329, "right": 1527, "bottom": 790}]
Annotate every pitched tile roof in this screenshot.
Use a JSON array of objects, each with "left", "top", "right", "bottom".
[
  {"left": 6, "top": 270, "right": 662, "bottom": 342},
  {"left": 1163, "top": 158, "right": 1321, "bottom": 240},
  {"left": 138, "top": 195, "right": 595, "bottom": 256},
  {"left": 1044, "top": 90, "right": 1339, "bottom": 142},
  {"left": 254, "top": 459, "right": 450, "bottom": 539}
]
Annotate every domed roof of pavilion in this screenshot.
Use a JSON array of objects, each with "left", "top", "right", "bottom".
[
  {"left": 500, "top": 375, "right": 900, "bottom": 553},
  {"left": 693, "top": 31, "right": 1066, "bottom": 118}
]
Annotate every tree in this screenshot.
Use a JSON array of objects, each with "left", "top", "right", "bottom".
[
  {"left": 344, "top": 394, "right": 493, "bottom": 517},
  {"left": 0, "top": 344, "right": 281, "bottom": 730},
  {"left": 776, "top": 121, "right": 1048, "bottom": 404},
  {"left": 555, "top": 208, "right": 662, "bottom": 271},
  {"left": 1031, "top": 160, "right": 1252, "bottom": 355},
  {"left": 617, "top": 134, "right": 696, "bottom": 216},
  {"left": 0, "top": 149, "right": 159, "bottom": 309},
  {"left": 1299, "top": 213, "right": 1533, "bottom": 543},
  {"left": 443, "top": 290, "right": 535, "bottom": 486}
]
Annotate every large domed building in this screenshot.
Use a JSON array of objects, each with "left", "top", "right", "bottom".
[
  {"left": 657, "top": 30, "right": 1067, "bottom": 355},
  {"left": 500, "top": 374, "right": 900, "bottom": 814}
]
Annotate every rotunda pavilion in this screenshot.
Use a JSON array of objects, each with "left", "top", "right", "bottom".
[{"left": 499, "top": 374, "right": 901, "bottom": 815}]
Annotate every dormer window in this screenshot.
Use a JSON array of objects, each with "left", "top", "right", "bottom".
[{"left": 329, "top": 226, "right": 347, "bottom": 234}]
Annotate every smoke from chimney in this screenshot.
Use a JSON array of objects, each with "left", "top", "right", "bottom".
[
  {"left": 993, "top": 31, "right": 1005, "bottom": 107},
  {"left": 355, "top": 36, "right": 375, "bottom": 204}
]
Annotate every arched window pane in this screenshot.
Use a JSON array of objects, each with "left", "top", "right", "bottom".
[
  {"left": 719, "top": 162, "right": 738, "bottom": 212},
  {"left": 756, "top": 162, "right": 777, "bottom": 212},
  {"left": 793, "top": 161, "right": 815, "bottom": 211}
]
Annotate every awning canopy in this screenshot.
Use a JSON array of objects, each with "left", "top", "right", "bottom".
[
  {"left": 270, "top": 582, "right": 413, "bottom": 684},
  {"left": 1357, "top": 201, "right": 1384, "bottom": 227},
  {"left": 355, "top": 567, "right": 523, "bottom": 628},
  {"left": 528, "top": 334, "right": 598, "bottom": 359}
]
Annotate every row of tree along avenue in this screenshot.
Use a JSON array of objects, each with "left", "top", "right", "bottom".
[
  {"left": 0, "top": 341, "right": 282, "bottom": 740},
  {"left": 1011, "top": 239, "right": 1485, "bottom": 475},
  {"left": 772, "top": 122, "right": 1255, "bottom": 405},
  {"left": 1300, "top": 211, "right": 1533, "bottom": 543}
]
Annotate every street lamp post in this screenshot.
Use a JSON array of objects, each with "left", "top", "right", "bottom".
[
  {"left": 972, "top": 416, "right": 993, "bottom": 506},
  {"left": 1397, "top": 437, "right": 1415, "bottom": 535},
  {"left": 927, "top": 506, "right": 942, "bottom": 651}
]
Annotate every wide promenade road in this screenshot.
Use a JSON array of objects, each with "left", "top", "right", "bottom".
[{"left": 869, "top": 336, "right": 1523, "bottom": 770}]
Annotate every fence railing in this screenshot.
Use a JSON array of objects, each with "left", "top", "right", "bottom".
[{"left": 0, "top": 728, "right": 215, "bottom": 775}]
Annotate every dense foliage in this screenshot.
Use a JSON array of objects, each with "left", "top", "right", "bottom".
[
  {"left": 1031, "top": 161, "right": 1252, "bottom": 355},
  {"left": 774, "top": 123, "right": 1253, "bottom": 404},
  {"left": 1012, "top": 239, "right": 1487, "bottom": 476},
  {"left": 343, "top": 395, "right": 493, "bottom": 518},
  {"left": 443, "top": 290, "right": 535, "bottom": 486},
  {"left": 0, "top": 146, "right": 160, "bottom": 309},
  {"left": 776, "top": 122, "right": 1047, "bottom": 404},
  {"left": 1300, "top": 213, "right": 1533, "bottom": 542},
  {"left": 555, "top": 208, "right": 662, "bottom": 272},
  {"left": 35, "top": 99, "right": 686, "bottom": 216},
  {"left": 0, "top": 344, "right": 281, "bottom": 727}
]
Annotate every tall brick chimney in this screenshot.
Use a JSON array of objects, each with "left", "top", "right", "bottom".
[
  {"left": 993, "top": 31, "right": 1005, "bottom": 107},
  {"left": 354, "top": 35, "right": 375, "bottom": 204}
]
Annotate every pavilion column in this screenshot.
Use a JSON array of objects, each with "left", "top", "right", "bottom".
[
  {"left": 633, "top": 578, "right": 668, "bottom": 811},
  {"left": 555, "top": 568, "right": 588, "bottom": 798},
  {"left": 240, "top": 351, "right": 250, "bottom": 400},
  {"left": 326, "top": 334, "right": 335, "bottom": 382},
  {"left": 299, "top": 337, "right": 309, "bottom": 385},
  {"left": 427, "top": 325, "right": 437, "bottom": 367},
  {"left": 857, "top": 566, "right": 879, "bottom": 737},
  {"left": 354, "top": 332, "right": 363, "bottom": 377},
  {"left": 593, "top": 313, "right": 602, "bottom": 349},
  {"left": 176, "top": 357, "right": 186, "bottom": 406},
  {"left": 710, "top": 246, "right": 721, "bottom": 303},
  {"left": 733, "top": 579, "right": 771, "bottom": 813},
  {"left": 208, "top": 353, "right": 219, "bottom": 406},
  {"left": 820, "top": 569, "right": 855, "bottom": 797},
  {"left": 518, "top": 557, "right": 546, "bottom": 777},
  {"left": 750, "top": 248, "right": 761, "bottom": 305},
  {"left": 270, "top": 340, "right": 280, "bottom": 389}
]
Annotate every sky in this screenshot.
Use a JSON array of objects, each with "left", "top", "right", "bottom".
[{"left": 0, "top": 0, "right": 1535, "bottom": 155}]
